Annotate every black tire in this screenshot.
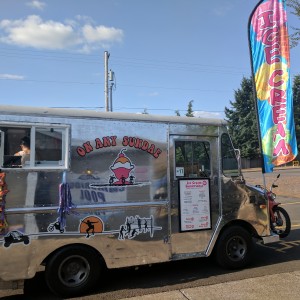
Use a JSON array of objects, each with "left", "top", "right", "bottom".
[
  {"left": 214, "top": 226, "right": 254, "bottom": 269},
  {"left": 47, "top": 225, "right": 54, "bottom": 232},
  {"left": 45, "top": 245, "right": 103, "bottom": 298},
  {"left": 271, "top": 206, "right": 291, "bottom": 238}
]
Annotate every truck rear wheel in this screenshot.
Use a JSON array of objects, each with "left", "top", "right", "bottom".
[
  {"left": 45, "top": 245, "right": 103, "bottom": 298},
  {"left": 214, "top": 226, "right": 253, "bottom": 269}
]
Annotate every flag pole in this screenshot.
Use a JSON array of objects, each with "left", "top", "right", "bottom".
[
  {"left": 248, "top": 1, "right": 268, "bottom": 219},
  {"left": 247, "top": 0, "right": 266, "bottom": 174}
]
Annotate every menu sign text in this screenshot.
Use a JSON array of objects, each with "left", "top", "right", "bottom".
[{"left": 179, "top": 179, "right": 211, "bottom": 231}]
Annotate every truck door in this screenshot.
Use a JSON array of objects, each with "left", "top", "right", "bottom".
[{"left": 169, "top": 135, "right": 220, "bottom": 256}]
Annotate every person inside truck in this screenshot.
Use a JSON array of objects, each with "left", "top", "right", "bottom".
[{"left": 14, "top": 136, "right": 30, "bottom": 165}]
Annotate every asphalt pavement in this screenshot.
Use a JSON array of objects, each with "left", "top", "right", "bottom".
[
  {"left": 116, "top": 271, "right": 300, "bottom": 300},
  {"left": 1, "top": 270, "right": 300, "bottom": 299}
]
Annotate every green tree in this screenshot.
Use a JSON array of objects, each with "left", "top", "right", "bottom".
[
  {"left": 287, "top": 0, "right": 300, "bottom": 48},
  {"left": 174, "top": 100, "right": 194, "bottom": 117},
  {"left": 224, "top": 77, "right": 260, "bottom": 159},
  {"left": 225, "top": 75, "right": 300, "bottom": 160},
  {"left": 175, "top": 109, "right": 181, "bottom": 116},
  {"left": 186, "top": 100, "right": 194, "bottom": 117},
  {"left": 292, "top": 74, "right": 300, "bottom": 154}
]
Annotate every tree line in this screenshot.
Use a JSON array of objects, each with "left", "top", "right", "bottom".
[
  {"left": 225, "top": 0, "right": 300, "bottom": 160},
  {"left": 225, "top": 75, "right": 300, "bottom": 160},
  {"left": 177, "top": 1, "right": 300, "bottom": 161},
  {"left": 287, "top": 0, "right": 300, "bottom": 48},
  {"left": 178, "top": 75, "right": 300, "bottom": 161}
]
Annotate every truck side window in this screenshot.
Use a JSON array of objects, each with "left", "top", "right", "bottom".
[
  {"left": 175, "top": 141, "right": 210, "bottom": 178},
  {"left": 0, "top": 124, "right": 70, "bottom": 170},
  {"left": 35, "top": 127, "right": 66, "bottom": 166},
  {"left": 221, "top": 134, "right": 239, "bottom": 177}
]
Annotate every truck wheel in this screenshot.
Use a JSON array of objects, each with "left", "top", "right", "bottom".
[
  {"left": 45, "top": 245, "right": 103, "bottom": 298},
  {"left": 214, "top": 226, "right": 253, "bottom": 269}
]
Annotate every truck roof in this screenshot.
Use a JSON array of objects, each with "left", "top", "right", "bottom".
[{"left": 0, "top": 105, "right": 227, "bottom": 126}]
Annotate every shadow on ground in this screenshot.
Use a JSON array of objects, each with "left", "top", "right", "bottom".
[{"left": 2, "top": 229, "right": 300, "bottom": 299}]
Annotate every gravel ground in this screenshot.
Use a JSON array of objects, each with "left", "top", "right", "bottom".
[{"left": 243, "top": 167, "right": 300, "bottom": 199}]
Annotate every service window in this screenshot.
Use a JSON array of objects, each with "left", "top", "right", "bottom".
[
  {"left": 0, "top": 123, "right": 70, "bottom": 170},
  {"left": 221, "top": 133, "right": 239, "bottom": 177},
  {"left": 175, "top": 140, "right": 211, "bottom": 178}
]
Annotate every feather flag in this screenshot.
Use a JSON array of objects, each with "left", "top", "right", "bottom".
[{"left": 248, "top": 0, "right": 298, "bottom": 173}]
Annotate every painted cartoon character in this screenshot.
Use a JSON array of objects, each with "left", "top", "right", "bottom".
[
  {"left": 110, "top": 149, "right": 135, "bottom": 185},
  {"left": 4, "top": 230, "right": 29, "bottom": 247},
  {"left": 79, "top": 216, "right": 104, "bottom": 238},
  {"left": 118, "top": 215, "right": 159, "bottom": 240},
  {"left": 47, "top": 220, "right": 64, "bottom": 233},
  {"left": 82, "top": 219, "right": 97, "bottom": 238}
]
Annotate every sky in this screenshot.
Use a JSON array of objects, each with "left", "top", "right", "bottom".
[{"left": 0, "top": 0, "right": 299, "bottom": 119}]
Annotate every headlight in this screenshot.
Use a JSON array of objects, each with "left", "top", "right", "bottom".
[{"left": 270, "top": 192, "right": 276, "bottom": 200}]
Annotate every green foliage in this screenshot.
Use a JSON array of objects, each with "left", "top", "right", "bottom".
[
  {"left": 224, "top": 77, "right": 260, "bottom": 159},
  {"left": 186, "top": 100, "right": 194, "bottom": 117},
  {"left": 175, "top": 110, "right": 181, "bottom": 116},
  {"left": 293, "top": 75, "right": 300, "bottom": 154},
  {"left": 174, "top": 100, "right": 194, "bottom": 117},
  {"left": 225, "top": 75, "right": 300, "bottom": 160},
  {"left": 287, "top": 0, "right": 300, "bottom": 48},
  {"left": 287, "top": 0, "right": 300, "bottom": 15}
]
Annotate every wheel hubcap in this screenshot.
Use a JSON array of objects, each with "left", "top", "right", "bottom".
[
  {"left": 226, "top": 236, "right": 247, "bottom": 261},
  {"left": 58, "top": 255, "right": 90, "bottom": 287}
]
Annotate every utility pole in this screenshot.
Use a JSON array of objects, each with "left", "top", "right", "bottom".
[
  {"left": 104, "top": 51, "right": 109, "bottom": 112},
  {"left": 109, "top": 69, "right": 115, "bottom": 112}
]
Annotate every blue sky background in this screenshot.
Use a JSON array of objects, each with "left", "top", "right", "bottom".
[{"left": 0, "top": 0, "right": 299, "bottom": 118}]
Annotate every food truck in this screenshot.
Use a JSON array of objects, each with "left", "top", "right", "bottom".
[{"left": 0, "top": 105, "right": 278, "bottom": 297}]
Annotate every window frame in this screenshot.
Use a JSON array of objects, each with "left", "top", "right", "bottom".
[
  {"left": 221, "top": 133, "right": 240, "bottom": 178},
  {"left": 0, "top": 121, "right": 70, "bottom": 171},
  {"left": 174, "top": 139, "right": 211, "bottom": 179}
]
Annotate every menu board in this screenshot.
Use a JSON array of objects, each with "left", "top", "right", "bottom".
[{"left": 179, "top": 178, "right": 211, "bottom": 231}]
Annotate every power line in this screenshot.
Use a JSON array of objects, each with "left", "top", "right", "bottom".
[
  {"left": 0, "top": 47, "right": 250, "bottom": 75},
  {"left": 0, "top": 77, "right": 233, "bottom": 92},
  {"left": 0, "top": 78, "right": 100, "bottom": 85},
  {"left": 114, "top": 107, "right": 224, "bottom": 112},
  {"left": 50, "top": 106, "right": 224, "bottom": 113}
]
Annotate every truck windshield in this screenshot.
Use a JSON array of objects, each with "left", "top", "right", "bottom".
[{"left": 221, "top": 134, "right": 240, "bottom": 177}]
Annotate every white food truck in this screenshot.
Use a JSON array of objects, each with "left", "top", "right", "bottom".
[{"left": 0, "top": 105, "right": 278, "bottom": 297}]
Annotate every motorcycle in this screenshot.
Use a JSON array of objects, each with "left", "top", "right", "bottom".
[
  {"left": 47, "top": 220, "right": 64, "bottom": 233},
  {"left": 256, "top": 174, "right": 291, "bottom": 238}
]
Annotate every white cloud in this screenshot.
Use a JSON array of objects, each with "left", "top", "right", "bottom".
[
  {"left": 0, "top": 15, "right": 79, "bottom": 49},
  {"left": 137, "top": 91, "right": 159, "bottom": 97},
  {"left": 193, "top": 111, "right": 223, "bottom": 119},
  {"left": 75, "top": 15, "right": 95, "bottom": 24},
  {"left": 82, "top": 25, "right": 123, "bottom": 43},
  {"left": 148, "top": 92, "right": 159, "bottom": 97},
  {"left": 0, "top": 74, "right": 25, "bottom": 80},
  {"left": 212, "top": 2, "right": 234, "bottom": 16},
  {"left": 27, "top": 1, "right": 46, "bottom": 10},
  {"left": 0, "top": 15, "right": 124, "bottom": 52}
]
